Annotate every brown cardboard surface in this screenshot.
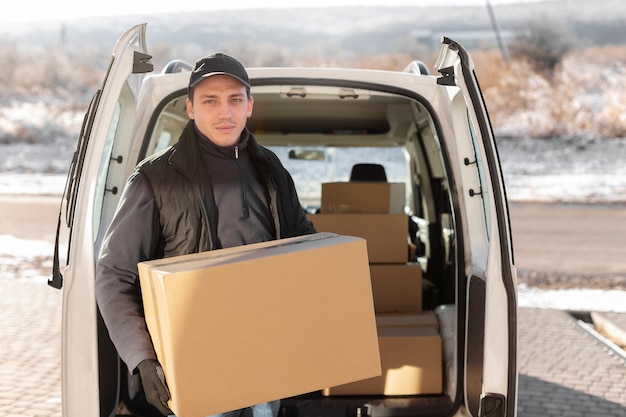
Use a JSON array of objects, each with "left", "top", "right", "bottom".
[
  {"left": 369, "top": 263, "right": 422, "bottom": 313},
  {"left": 375, "top": 311, "right": 439, "bottom": 330},
  {"left": 321, "top": 182, "right": 406, "bottom": 214},
  {"left": 307, "top": 214, "right": 409, "bottom": 263},
  {"left": 138, "top": 232, "right": 381, "bottom": 417},
  {"left": 323, "top": 326, "right": 442, "bottom": 396}
]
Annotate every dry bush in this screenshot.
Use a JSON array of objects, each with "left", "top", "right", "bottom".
[
  {"left": 470, "top": 46, "right": 626, "bottom": 139},
  {"left": 473, "top": 51, "right": 557, "bottom": 137},
  {"left": 566, "top": 46, "right": 626, "bottom": 138},
  {"left": 569, "top": 45, "right": 626, "bottom": 64},
  {"left": 304, "top": 46, "right": 626, "bottom": 139},
  {"left": 0, "top": 46, "right": 21, "bottom": 93},
  {"left": 0, "top": 45, "right": 103, "bottom": 103},
  {"left": 2, "top": 41, "right": 626, "bottom": 139},
  {"left": 544, "top": 46, "right": 626, "bottom": 138},
  {"left": 508, "top": 15, "right": 575, "bottom": 77}
]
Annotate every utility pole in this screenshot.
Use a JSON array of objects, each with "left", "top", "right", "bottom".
[{"left": 486, "top": 0, "right": 510, "bottom": 63}]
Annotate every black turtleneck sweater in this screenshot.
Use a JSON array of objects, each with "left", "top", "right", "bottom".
[{"left": 195, "top": 127, "right": 275, "bottom": 248}]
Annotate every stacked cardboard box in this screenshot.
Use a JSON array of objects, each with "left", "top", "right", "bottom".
[
  {"left": 370, "top": 263, "right": 422, "bottom": 313},
  {"left": 321, "top": 182, "right": 406, "bottom": 214},
  {"left": 310, "top": 181, "right": 443, "bottom": 396},
  {"left": 138, "top": 233, "right": 381, "bottom": 417},
  {"left": 322, "top": 326, "right": 442, "bottom": 395},
  {"left": 306, "top": 213, "right": 408, "bottom": 263}
]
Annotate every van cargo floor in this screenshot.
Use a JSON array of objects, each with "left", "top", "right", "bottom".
[{"left": 281, "top": 394, "right": 453, "bottom": 417}]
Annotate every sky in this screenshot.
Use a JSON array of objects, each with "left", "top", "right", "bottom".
[{"left": 2, "top": 0, "right": 546, "bottom": 23}]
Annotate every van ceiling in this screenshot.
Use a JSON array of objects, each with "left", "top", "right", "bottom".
[
  {"left": 158, "top": 88, "right": 418, "bottom": 147},
  {"left": 248, "top": 92, "right": 415, "bottom": 145}
]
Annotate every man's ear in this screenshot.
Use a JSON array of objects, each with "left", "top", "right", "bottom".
[
  {"left": 247, "top": 96, "right": 254, "bottom": 118},
  {"left": 185, "top": 97, "right": 194, "bottom": 119}
]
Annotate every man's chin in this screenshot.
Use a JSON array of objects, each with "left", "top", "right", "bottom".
[{"left": 208, "top": 131, "right": 241, "bottom": 147}]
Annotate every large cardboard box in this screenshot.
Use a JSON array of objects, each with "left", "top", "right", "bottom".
[
  {"left": 369, "top": 263, "right": 422, "bottom": 313},
  {"left": 322, "top": 182, "right": 406, "bottom": 214},
  {"left": 138, "top": 233, "right": 381, "bottom": 417},
  {"left": 307, "top": 214, "right": 409, "bottom": 263},
  {"left": 323, "top": 326, "right": 442, "bottom": 396}
]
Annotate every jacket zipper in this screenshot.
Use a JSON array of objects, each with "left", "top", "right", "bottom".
[{"left": 235, "top": 145, "right": 250, "bottom": 218}]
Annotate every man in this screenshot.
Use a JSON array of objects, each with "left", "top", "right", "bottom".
[{"left": 95, "top": 53, "right": 316, "bottom": 417}]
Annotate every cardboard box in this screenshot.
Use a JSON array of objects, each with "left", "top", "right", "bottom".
[
  {"left": 307, "top": 214, "right": 409, "bottom": 263},
  {"left": 138, "top": 233, "right": 381, "bottom": 417},
  {"left": 322, "top": 182, "right": 406, "bottom": 214},
  {"left": 375, "top": 311, "right": 439, "bottom": 331},
  {"left": 323, "top": 326, "right": 442, "bottom": 396},
  {"left": 369, "top": 264, "right": 422, "bottom": 313}
]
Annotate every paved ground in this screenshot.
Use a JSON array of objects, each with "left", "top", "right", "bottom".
[
  {"left": 1, "top": 279, "right": 624, "bottom": 417},
  {"left": 0, "top": 198, "right": 625, "bottom": 416},
  {"left": 517, "top": 308, "right": 626, "bottom": 417},
  {"left": 510, "top": 202, "right": 626, "bottom": 278},
  {"left": 0, "top": 280, "right": 62, "bottom": 417}
]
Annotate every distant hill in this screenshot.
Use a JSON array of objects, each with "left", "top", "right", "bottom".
[{"left": 1, "top": 0, "right": 625, "bottom": 70}]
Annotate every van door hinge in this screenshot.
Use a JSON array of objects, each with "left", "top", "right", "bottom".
[
  {"left": 133, "top": 51, "right": 153, "bottom": 74},
  {"left": 437, "top": 66, "right": 456, "bottom": 86},
  {"left": 479, "top": 393, "right": 506, "bottom": 417}
]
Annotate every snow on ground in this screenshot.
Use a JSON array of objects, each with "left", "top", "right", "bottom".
[
  {"left": 517, "top": 283, "right": 626, "bottom": 312},
  {"left": 0, "top": 235, "right": 60, "bottom": 282},
  {"left": 497, "top": 136, "right": 626, "bottom": 204},
  {"left": 2, "top": 136, "right": 626, "bottom": 202},
  {"left": 0, "top": 172, "right": 66, "bottom": 195}
]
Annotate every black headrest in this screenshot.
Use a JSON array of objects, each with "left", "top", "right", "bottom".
[{"left": 349, "top": 163, "right": 387, "bottom": 182}]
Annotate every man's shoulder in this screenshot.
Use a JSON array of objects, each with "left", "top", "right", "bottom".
[
  {"left": 137, "top": 144, "right": 177, "bottom": 172},
  {"left": 251, "top": 138, "right": 281, "bottom": 164},
  {"left": 256, "top": 145, "right": 279, "bottom": 160},
  {"left": 132, "top": 144, "right": 183, "bottom": 198}
]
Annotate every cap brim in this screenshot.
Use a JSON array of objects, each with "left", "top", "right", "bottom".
[{"left": 189, "top": 72, "right": 250, "bottom": 89}]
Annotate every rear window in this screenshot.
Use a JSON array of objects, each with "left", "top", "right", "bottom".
[{"left": 268, "top": 146, "right": 409, "bottom": 212}]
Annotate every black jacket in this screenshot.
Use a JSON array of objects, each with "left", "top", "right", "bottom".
[
  {"left": 139, "top": 121, "right": 315, "bottom": 257},
  {"left": 95, "top": 121, "right": 315, "bottom": 372}
]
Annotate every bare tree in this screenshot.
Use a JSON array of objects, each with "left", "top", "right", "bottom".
[{"left": 509, "top": 16, "right": 576, "bottom": 76}]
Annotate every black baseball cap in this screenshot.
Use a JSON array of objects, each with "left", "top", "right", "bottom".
[{"left": 188, "top": 53, "right": 250, "bottom": 89}]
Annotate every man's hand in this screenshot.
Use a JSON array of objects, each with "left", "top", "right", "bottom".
[{"left": 137, "top": 359, "right": 173, "bottom": 416}]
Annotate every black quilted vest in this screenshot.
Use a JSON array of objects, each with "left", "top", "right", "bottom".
[{"left": 137, "top": 120, "right": 314, "bottom": 259}]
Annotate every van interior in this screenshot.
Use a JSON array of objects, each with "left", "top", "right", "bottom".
[{"left": 100, "top": 81, "right": 464, "bottom": 417}]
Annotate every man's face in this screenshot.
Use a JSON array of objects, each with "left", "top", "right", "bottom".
[{"left": 186, "top": 75, "right": 253, "bottom": 147}]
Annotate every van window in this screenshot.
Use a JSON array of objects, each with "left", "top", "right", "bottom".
[
  {"left": 468, "top": 116, "right": 491, "bottom": 236},
  {"left": 145, "top": 97, "right": 190, "bottom": 156},
  {"left": 93, "top": 102, "right": 121, "bottom": 241},
  {"left": 268, "top": 146, "right": 409, "bottom": 212}
]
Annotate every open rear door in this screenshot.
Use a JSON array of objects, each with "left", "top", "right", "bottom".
[
  {"left": 49, "top": 24, "right": 153, "bottom": 417},
  {"left": 435, "top": 37, "right": 518, "bottom": 417}
]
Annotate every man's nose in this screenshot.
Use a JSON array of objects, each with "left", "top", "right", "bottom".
[{"left": 217, "top": 102, "right": 233, "bottom": 117}]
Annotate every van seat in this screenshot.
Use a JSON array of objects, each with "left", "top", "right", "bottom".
[{"left": 349, "top": 163, "right": 387, "bottom": 182}]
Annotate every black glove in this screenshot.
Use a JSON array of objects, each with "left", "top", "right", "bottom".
[{"left": 137, "top": 359, "right": 173, "bottom": 416}]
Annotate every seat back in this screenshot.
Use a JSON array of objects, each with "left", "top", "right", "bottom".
[{"left": 349, "top": 163, "right": 387, "bottom": 182}]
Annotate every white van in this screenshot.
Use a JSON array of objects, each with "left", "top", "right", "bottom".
[{"left": 50, "top": 23, "right": 518, "bottom": 417}]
